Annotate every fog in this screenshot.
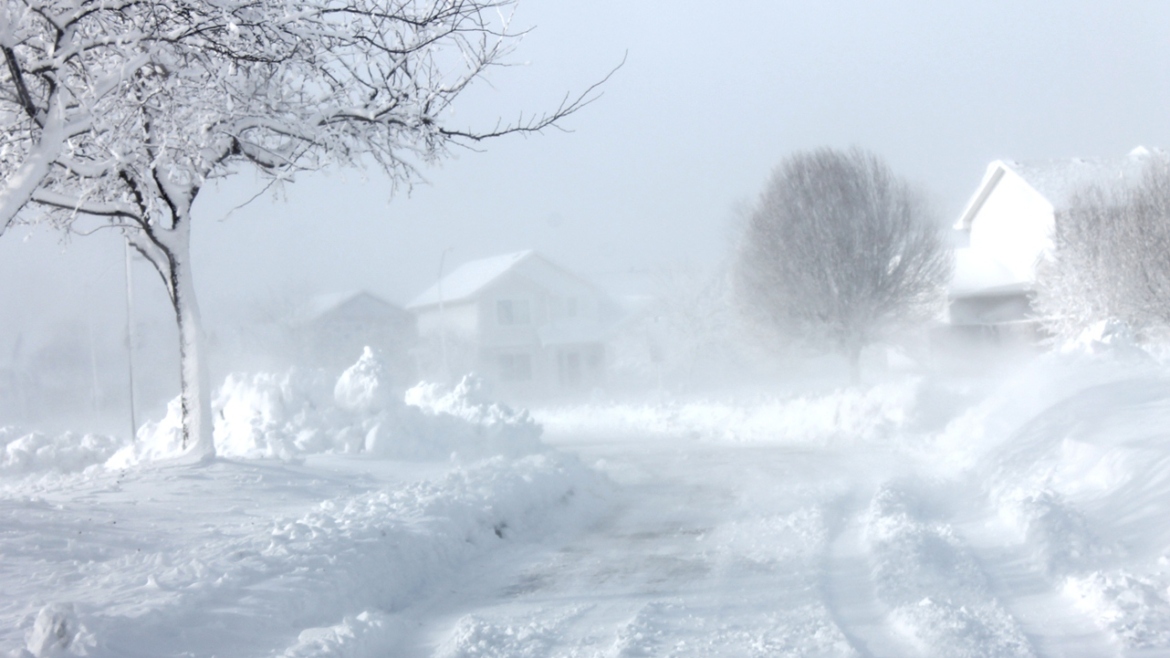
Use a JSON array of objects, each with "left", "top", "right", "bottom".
[{"left": 3, "top": 1, "right": 1170, "bottom": 431}]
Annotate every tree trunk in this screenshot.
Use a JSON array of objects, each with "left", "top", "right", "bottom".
[
  {"left": 847, "top": 343, "right": 862, "bottom": 386},
  {"left": 171, "top": 248, "right": 215, "bottom": 460},
  {"left": 141, "top": 197, "right": 216, "bottom": 461}
]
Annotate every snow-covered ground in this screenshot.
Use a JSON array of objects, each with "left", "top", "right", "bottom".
[{"left": 6, "top": 348, "right": 1170, "bottom": 657}]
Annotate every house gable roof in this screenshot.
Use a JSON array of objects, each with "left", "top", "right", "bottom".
[
  {"left": 302, "top": 290, "right": 406, "bottom": 324},
  {"left": 407, "top": 250, "right": 535, "bottom": 309},
  {"left": 954, "top": 147, "right": 1161, "bottom": 230}
]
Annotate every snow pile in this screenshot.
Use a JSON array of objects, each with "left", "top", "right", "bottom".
[
  {"left": 116, "top": 349, "right": 544, "bottom": 465},
  {"left": 1060, "top": 318, "right": 1149, "bottom": 360},
  {"left": 862, "top": 485, "right": 1034, "bottom": 658},
  {"left": 1064, "top": 570, "right": 1170, "bottom": 649},
  {"left": 994, "top": 488, "right": 1114, "bottom": 576},
  {"left": 0, "top": 453, "right": 609, "bottom": 656},
  {"left": 933, "top": 352, "right": 1170, "bottom": 650},
  {"left": 22, "top": 603, "right": 94, "bottom": 658},
  {"left": 0, "top": 426, "right": 124, "bottom": 475},
  {"left": 536, "top": 379, "right": 921, "bottom": 446},
  {"left": 213, "top": 367, "right": 352, "bottom": 459},
  {"left": 333, "top": 346, "right": 395, "bottom": 413}
]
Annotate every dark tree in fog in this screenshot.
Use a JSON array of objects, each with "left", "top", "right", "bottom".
[
  {"left": 1034, "top": 155, "right": 1170, "bottom": 339},
  {"left": 734, "top": 147, "right": 950, "bottom": 382},
  {"left": 0, "top": 0, "right": 612, "bottom": 457}
]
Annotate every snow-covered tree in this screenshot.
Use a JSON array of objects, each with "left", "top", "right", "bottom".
[
  {"left": 1034, "top": 155, "right": 1170, "bottom": 339},
  {"left": 733, "top": 147, "right": 950, "bottom": 382},
  {"left": 1, "top": 0, "right": 608, "bottom": 457}
]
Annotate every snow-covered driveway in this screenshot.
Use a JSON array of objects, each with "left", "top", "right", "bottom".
[
  {"left": 400, "top": 438, "right": 884, "bottom": 656},
  {"left": 8, "top": 359, "right": 1170, "bottom": 657}
]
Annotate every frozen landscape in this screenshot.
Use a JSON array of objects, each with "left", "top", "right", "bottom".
[
  {"left": 5, "top": 1, "right": 1170, "bottom": 656},
  {"left": 5, "top": 340, "right": 1170, "bottom": 657}
]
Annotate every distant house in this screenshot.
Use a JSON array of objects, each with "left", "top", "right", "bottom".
[
  {"left": 948, "top": 147, "right": 1159, "bottom": 342},
  {"left": 297, "top": 291, "right": 416, "bottom": 382},
  {"left": 406, "top": 251, "right": 617, "bottom": 398}
]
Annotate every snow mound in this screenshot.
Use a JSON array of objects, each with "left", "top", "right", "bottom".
[
  {"left": 0, "top": 427, "right": 125, "bottom": 476},
  {"left": 334, "top": 346, "right": 395, "bottom": 413},
  {"left": 279, "top": 611, "right": 400, "bottom": 658},
  {"left": 863, "top": 485, "right": 1035, "bottom": 658},
  {"left": 213, "top": 367, "right": 352, "bottom": 459},
  {"left": 1, "top": 453, "right": 608, "bottom": 655},
  {"left": 1064, "top": 570, "right": 1170, "bottom": 649},
  {"left": 1060, "top": 319, "right": 1149, "bottom": 360},
  {"left": 23, "top": 603, "right": 94, "bottom": 658},
  {"left": 994, "top": 488, "right": 1115, "bottom": 576},
  {"left": 112, "top": 350, "right": 543, "bottom": 466},
  {"left": 536, "top": 379, "right": 920, "bottom": 445}
]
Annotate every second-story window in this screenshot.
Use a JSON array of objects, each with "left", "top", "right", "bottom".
[{"left": 497, "top": 299, "right": 531, "bottom": 325}]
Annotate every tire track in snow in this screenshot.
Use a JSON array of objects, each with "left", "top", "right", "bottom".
[
  {"left": 405, "top": 440, "right": 861, "bottom": 657},
  {"left": 821, "top": 491, "right": 924, "bottom": 658},
  {"left": 952, "top": 492, "right": 1122, "bottom": 658}
]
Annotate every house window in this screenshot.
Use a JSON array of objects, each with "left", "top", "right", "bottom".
[
  {"left": 497, "top": 299, "right": 530, "bottom": 325},
  {"left": 499, "top": 353, "right": 532, "bottom": 382},
  {"left": 558, "top": 350, "right": 582, "bottom": 388}
]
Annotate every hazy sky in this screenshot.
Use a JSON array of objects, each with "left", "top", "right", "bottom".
[{"left": 4, "top": 0, "right": 1170, "bottom": 353}]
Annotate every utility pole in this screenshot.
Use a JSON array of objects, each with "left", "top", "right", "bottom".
[
  {"left": 124, "top": 238, "right": 138, "bottom": 441},
  {"left": 437, "top": 247, "right": 452, "bottom": 383}
]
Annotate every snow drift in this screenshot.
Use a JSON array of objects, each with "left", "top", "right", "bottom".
[{"left": 104, "top": 348, "right": 544, "bottom": 467}]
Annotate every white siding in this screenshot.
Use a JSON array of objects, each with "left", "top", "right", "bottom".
[
  {"left": 416, "top": 301, "right": 478, "bottom": 339},
  {"left": 967, "top": 168, "right": 1055, "bottom": 283}
]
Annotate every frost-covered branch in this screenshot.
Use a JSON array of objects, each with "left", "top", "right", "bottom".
[{"left": 1, "top": 0, "right": 613, "bottom": 457}]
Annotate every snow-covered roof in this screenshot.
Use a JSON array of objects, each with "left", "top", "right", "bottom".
[
  {"left": 301, "top": 290, "right": 403, "bottom": 323},
  {"left": 407, "top": 251, "right": 534, "bottom": 309},
  {"left": 955, "top": 147, "right": 1162, "bottom": 230}
]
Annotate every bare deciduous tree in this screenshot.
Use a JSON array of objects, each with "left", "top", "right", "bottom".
[
  {"left": 1034, "top": 155, "right": 1170, "bottom": 339},
  {"left": 733, "top": 147, "right": 950, "bottom": 382},
  {"left": 1, "top": 0, "right": 612, "bottom": 457}
]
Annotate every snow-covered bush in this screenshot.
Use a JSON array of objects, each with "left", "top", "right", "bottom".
[{"left": 1034, "top": 156, "right": 1170, "bottom": 341}]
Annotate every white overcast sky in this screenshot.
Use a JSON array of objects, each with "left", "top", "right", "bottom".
[{"left": 4, "top": 0, "right": 1170, "bottom": 348}]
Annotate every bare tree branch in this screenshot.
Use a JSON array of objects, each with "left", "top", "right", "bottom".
[{"left": 733, "top": 147, "right": 951, "bottom": 382}]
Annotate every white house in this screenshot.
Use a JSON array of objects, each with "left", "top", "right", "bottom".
[
  {"left": 406, "top": 251, "right": 617, "bottom": 398},
  {"left": 948, "top": 147, "right": 1159, "bottom": 339}
]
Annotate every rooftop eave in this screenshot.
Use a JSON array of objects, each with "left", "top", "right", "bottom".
[{"left": 954, "top": 162, "right": 1007, "bottom": 231}]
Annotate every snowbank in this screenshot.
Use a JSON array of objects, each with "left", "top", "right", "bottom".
[
  {"left": 2, "top": 350, "right": 544, "bottom": 476},
  {"left": 536, "top": 379, "right": 923, "bottom": 446},
  {"left": 929, "top": 351, "right": 1170, "bottom": 650},
  {"left": 0, "top": 426, "right": 124, "bottom": 476},
  {"left": 111, "top": 349, "right": 543, "bottom": 466},
  {"left": 862, "top": 485, "right": 1034, "bottom": 657},
  {"left": 1, "top": 452, "right": 610, "bottom": 656}
]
